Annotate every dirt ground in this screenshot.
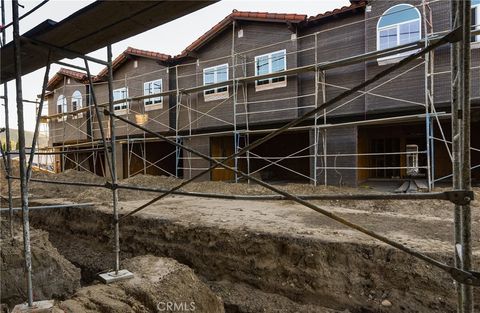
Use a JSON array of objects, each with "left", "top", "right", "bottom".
[
  {"left": 0, "top": 218, "right": 81, "bottom": 309},
  {"left": 53, "top": 255, "right": 224, "bottom": 313},
  {"left": 1, "top": 163, "right": 480, "bottom": 312}
]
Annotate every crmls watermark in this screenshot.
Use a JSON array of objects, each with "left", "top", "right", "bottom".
[{"left": 156, "top": 301, "right": 196, "bottom": 312}]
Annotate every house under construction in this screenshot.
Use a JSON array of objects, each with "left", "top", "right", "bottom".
[
  {"left": 40, "top": 0, "right": 480, "bottom": 189},
  {"left": 1, "top": 0, "right": 479, "bottom": 311}
]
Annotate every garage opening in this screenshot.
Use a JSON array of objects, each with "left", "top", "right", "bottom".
[
  {"left": 210, "top": 132, "right": 310, "bottom": 182},
  {"left": 123, "top": 140, "right": 176, "bottom": 178},
  {"left": 358, "top": 123, "right": 428, "bottom": 181},
  {"left": 58, "top": 148, "right": 105, "bottom": 177}
]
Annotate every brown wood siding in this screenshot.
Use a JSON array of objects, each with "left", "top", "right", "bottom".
[
  {"left": 176, "top": 21, "right": 299, "bottom": 132},
  {"left": 312, "top": 126, "right": 358, "bottom": 186},
  {"left": 182, "top": 136, "right": 210, "bottom": 181},
  {"left": 92, "top": 57, "right": 170, "bottom": 140},
  {"left": 47, "top": 77, "right": 89, "bottom": 145},
  {"left": 365, "top": 0, "right": 425, "bottom": 115},
  {"left": 298, "top": 14, "right": 366, "bottom": 118}
]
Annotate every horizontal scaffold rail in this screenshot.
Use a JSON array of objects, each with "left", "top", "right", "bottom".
[
  {"left": 6, "top": 175, "right": 473, "bottom": 205},
  {"left": 39, "top": 29, "right": 461, "bottom": 120},
  {"left": 30, "top": 111, "right": 451, "bottom": 153}
]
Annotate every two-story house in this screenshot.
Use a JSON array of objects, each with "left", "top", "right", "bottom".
[{"left": 43, "top": 0, "right": 480, "bottom": 187}]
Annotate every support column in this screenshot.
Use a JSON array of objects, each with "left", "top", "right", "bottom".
[
  {"left": 12, "top": 0, "right": 33, "bottom": 306},
  {"left": 106, "top": 45, "right": 120, "bottom": 274},
  {"left": 460, "top": 1, "right": 472, "bottom": 311},
  {"left": 451, "top": 1, "right": 473, "bottom": 312}
]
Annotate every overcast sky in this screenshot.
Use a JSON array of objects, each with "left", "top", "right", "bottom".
[{"left": 0, "top": 0, "right": 349, "bottom": 132}]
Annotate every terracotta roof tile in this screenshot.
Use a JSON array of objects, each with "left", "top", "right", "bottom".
[
  {"left": 179, "top": 10, "right": 307, "bottom": 57},
  {"left": 307, "top": 1, "right": 366, "bottom": 23},
  {"left": 96, "top": 47, "right": 172, "bottom": 80},
  {"left": 47, "top": 3, "right": 366, "bottom": 89},
  {"left": 46, "top": 68, "right": 86, "bottom": 90}
]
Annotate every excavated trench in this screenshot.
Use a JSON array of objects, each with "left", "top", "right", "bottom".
[{"left": 25, "top": 203, "right": 479, "bottom": 313}]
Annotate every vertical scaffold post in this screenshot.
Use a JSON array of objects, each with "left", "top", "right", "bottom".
[
  {"left": 460, "top": 1, "right": 472, "bottom": 311},
  {"left": 241, "top": 55, "right": 251, "bottom": 184},
  {"left": 423, "top": 0, "right": 434, "bottom": 191},
  {"left": 12, "top": 0, "right": 34, "bottom": 306},
  {"left": 313, "top": 33, "right": 319, "bottom": 186},
  {"left": 175, "top": 65, "right": 181, "bottom": 178},
  {"left": 1, "top": 0, "right": 14, "bottom": 239},
  {"left": 320, "top": 70, "right": 327, "bottom": 187},
  {"left": 231, "top": 21, "right": 239, "bottom": 182},
  {"left": 451, "top": 1, "right": 473, "bottom": 312},
  {"left": 107, "top": 45, "right": 120, "bottom": 275}
]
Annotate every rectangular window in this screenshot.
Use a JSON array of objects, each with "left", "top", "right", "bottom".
[
  {"left": 144, "top": 79, "right": 163, "bottom": 110},
  {"left": 56, "top": 96, "right": 67, "bottom": 122},
  {"left": 71, "top": 99, "right": 83, "bottom": 119},
  {"left": 379, "top": 27, "right": 397, "bottom": 50},
  {"left": 377, "top": 18, "right": 421, "bottom": 65},
  {"left": 399, "top": 20, "right": 420, "bottom": 45},
  {"left": 72, "top": 99, "right": 79, "bottom": 111},
  {"left": 203, "top": 64, "right": 229, "bottom": 101},
  {"left": 113, "top": 87, "right": 128, "bottom": 113},
  {"left": 57, "top": 102, "right": 66, "bottom": 114},
  {"left": 473, "top": 3, "right": 480, "bottom": 43},
  {"left": 254, "top": 50, "right": 287, "bottom": 91}
]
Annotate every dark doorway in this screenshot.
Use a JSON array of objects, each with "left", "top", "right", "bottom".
[{"left": 123, "top": 140, "right": 176, "bottom": 178}]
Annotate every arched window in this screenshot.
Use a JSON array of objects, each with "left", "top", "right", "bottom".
[
  {"left": 377, "top": 4, "right": 421, "bottom": 51},
  {"left": 57, "top": 95, "right": 67, "bottom": 114},
  {"left": 71, "top": 90, "right": 82, "bottom": 111}
]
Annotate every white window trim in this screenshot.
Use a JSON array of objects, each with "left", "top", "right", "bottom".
[
  {"left": 254, "top": 49, "right": 287, "bottom": 91},
  {"left": 376, "top": 4, "right": 421, "bottom": 65},
  {"left": 143, "top": 79, "right": 163, "bottom": 111},
  {"left": 113, "top": 87, "right": 129, "bottom": 115},
  {"left": 57, "top": 95, "right": 67, "bottom": 122},
  {"left": 473, "top": 3, "right": 480, "bottom": 46},
  {"left": 203, "top": 63, "right": 229, "bottom": 102},
  {"left": 71, "top": 91, "right": 83, "bottom": 119}
]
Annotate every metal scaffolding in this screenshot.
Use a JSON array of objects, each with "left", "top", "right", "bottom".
[
  {"left": 34, "top": 0, "right": 480, "bottom": 188},
  {"left": 0, "top": 0, "right": 478, "bottom": 311}
]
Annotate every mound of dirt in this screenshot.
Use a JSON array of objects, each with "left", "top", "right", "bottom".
[
  {"left": 0, "top": 219, "right": 81, "bottom": 309},
  {"left": 54, "top": 255, "right": 224, "bottom": 313},
  {"left": 2, "top": 161, "right": 479, "bottom": 220}
]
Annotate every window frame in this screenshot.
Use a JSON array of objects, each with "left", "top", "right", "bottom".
[
  {"left": 56, "top": 94, "right": 67, "bottom": 121},
  {"left": 113, "top": 87, "right": 129, "bottom": 114},
  {"left": 143, "top": 79, "right": 163, "bottom": 111},
  {"left": 202, "top": 63, "right": 229, "bottom": 102},
  {"left": 473, "top": 1, "right": 480, "bottom": 44},
  {"left": 376, "top": 4, "right": 422, "bottom": 64},
  {"left": 254, "top": 49, "right": 287, "bottom": 91},
  {"left": 71, "top": 90, "right": 83, "bottom": 119}
]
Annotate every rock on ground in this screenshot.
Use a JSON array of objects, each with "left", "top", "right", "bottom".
[
  {"left": 0, "top": 219, "right": 81, "bottom": 309},
  {"left": 54, "top": 255, "right": 224, "bottom": 313}
]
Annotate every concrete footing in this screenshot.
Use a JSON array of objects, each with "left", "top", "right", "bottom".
[
  {"left": 12, "top": 300, "right": 54, "bottom": 313},
  {"left": 98, "top": 269, "right": 134, "bottom": 284}
]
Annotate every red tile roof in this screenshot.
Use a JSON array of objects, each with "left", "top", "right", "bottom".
[
  {"left": 96, "top": 47, "right": 171, "bottom": 80},
  {"left": 46, "top": 3, "right": 367, "bottom": 89},
  {"left": 46, "top": 68, "right": 86, "bottom": 90},
  {"left": 179, "top": 10, "right": 308, "bottom": 57},
  {"left": 308, "top": 1, "right": 366, "bottom": 23}
]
